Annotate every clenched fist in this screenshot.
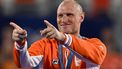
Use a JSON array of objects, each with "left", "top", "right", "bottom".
[{"left": 41, "top": 20, "right": 65, "bottom": 42}]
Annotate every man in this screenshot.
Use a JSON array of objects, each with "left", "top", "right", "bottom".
[{"left": 10, "top": 0, "right": 107, "bottom": 69}]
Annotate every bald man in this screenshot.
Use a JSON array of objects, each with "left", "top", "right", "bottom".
[{"left": 11, "top": 0, "right": 107, "bottom": 69}]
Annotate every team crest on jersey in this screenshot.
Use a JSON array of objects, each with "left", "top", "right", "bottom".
[{"left": 52, "top": 58, "right": 59, "bottom": 64}]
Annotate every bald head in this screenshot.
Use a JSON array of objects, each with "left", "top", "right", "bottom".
[{"left": 57, "top": 0, "right": 83, "bottom": 14}]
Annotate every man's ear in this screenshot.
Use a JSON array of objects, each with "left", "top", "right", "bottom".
[{"left": 80, "top": 12, "right": 85, "bottom": 23}]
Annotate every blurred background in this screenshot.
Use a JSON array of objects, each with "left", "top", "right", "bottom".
[{"left": 0, "top": 0, "right": 122, "bottom": 69}]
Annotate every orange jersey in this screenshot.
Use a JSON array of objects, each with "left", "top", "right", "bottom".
[{"left": 13, "top": 34, "right": 107, "bottom": 69}]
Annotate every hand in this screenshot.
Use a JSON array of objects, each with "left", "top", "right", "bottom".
[
  {"left": 40, "top": 20, "right": 65, "bottom": 42},
  {"left": 10, "top": 22, "right": 27, "bottom": 42}
]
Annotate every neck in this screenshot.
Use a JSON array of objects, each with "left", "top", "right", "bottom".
[{"left": 72, "top": 31, "right": 80, "bottom": 36}]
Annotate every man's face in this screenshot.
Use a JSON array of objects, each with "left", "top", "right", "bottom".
[{"left": 57, "top": 2, "right": 84, "bottom": 35}]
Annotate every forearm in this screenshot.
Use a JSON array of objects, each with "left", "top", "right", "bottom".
[{"left": 13, "top": 41, "right": 43, "bottom": 68}]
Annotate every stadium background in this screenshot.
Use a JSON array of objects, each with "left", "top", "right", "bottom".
[{"left": 0, "top": 0, "right": 122, "bottom": 69}]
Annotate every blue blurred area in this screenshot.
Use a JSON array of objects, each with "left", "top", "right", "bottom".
[{"left": 81, "top": 12, "right": 113, "bottom": 40}]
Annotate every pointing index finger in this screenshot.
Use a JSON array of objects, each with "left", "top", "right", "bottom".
[
  {"left": 44, "top": 20, "right": 54, "bottom": 28},
  {"left": 10, "top": 22, "right": 23, "bottom": 30}
]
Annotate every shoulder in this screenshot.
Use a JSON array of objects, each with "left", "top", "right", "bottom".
[
  {"left": 86, "top": 38, "right": 105, "bottom": 45},
  {"left": 76, "top": 35, "right": 104, "bottom": 44}
]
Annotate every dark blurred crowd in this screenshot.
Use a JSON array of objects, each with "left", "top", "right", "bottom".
[{"left": 0, "top": 0, "right": 122, "bottom": 69}]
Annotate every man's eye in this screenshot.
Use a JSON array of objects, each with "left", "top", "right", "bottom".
[
  {"left": 58, "top": 14, "right": 63, "bottom": 17},
  {"left": 67, "top": 13, "right": 73, "bottom": 16}
]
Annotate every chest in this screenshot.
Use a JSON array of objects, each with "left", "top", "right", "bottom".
[{"left": 43, "top": 45, "right": 86, "bottom": 69}]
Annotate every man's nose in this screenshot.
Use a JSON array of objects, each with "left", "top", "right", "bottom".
[{"left": 61, "top": 15, "right": 68, "bottom": 22}]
